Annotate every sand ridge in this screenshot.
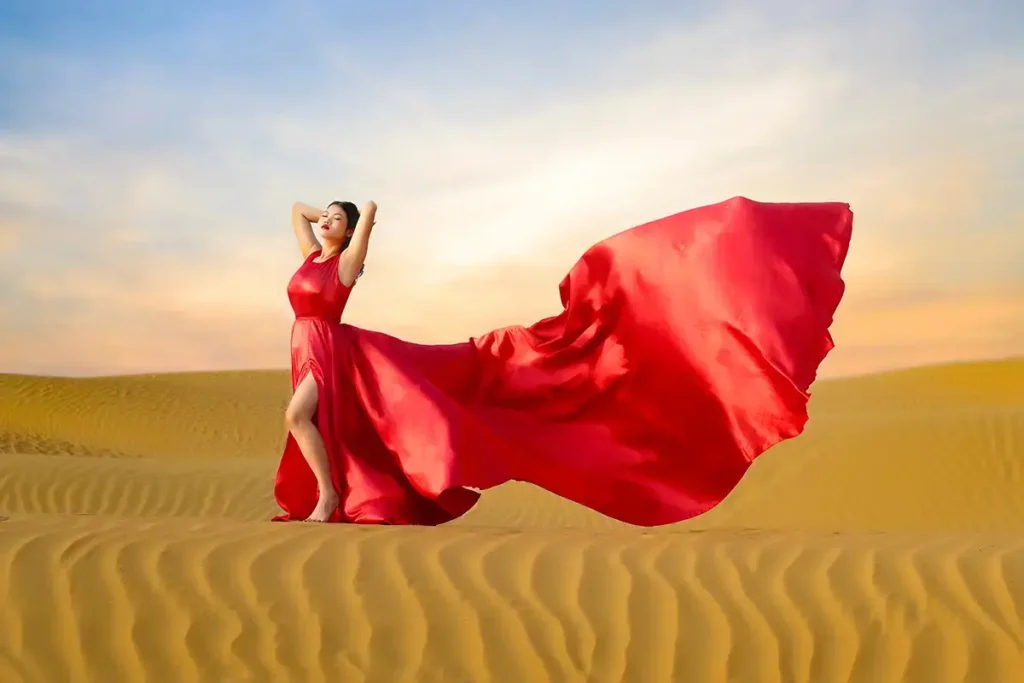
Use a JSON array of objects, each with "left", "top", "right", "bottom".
[
  {"left": 1, "top": 358, "right": 1024, "bottom": 681},
  {"left": 3, "top": 517, "right": 1024, "bottom": 683}
]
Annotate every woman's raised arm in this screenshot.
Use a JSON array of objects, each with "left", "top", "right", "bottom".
[
  {"left": 291, "top": 202, "right": 323, "bottom": 258},
  {"left": 338, "top": 200, "right": 377, "bottom": 287}
]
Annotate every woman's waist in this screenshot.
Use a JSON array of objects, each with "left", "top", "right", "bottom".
[
  {"left": 293, "top": 314, "right": 343, "bottom": 323},
  {"left": 291, "top": 316, "right": 352, "bottom": 337}
]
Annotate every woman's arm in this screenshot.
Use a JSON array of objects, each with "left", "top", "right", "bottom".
[
  {"left": 338, "top": 200, "right": 377, "bottom": 287},
  {"left": 292, "top": 202, "right": 323, "bottom": 258}
]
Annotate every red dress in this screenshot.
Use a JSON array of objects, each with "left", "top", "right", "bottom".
[{"left": 273, "top": 196, "right": 853, "bottom": 525}]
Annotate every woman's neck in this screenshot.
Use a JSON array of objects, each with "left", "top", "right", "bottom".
[{"left": 319, "top": 238, "right": 343, "bottom": 259}]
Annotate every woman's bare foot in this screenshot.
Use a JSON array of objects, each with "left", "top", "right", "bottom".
[{"left": 304, "top": 487, "right": 340, "bottom": 522}]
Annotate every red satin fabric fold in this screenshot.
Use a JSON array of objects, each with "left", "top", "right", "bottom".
[{"left": 273, "top": 196, "right": 853, "bottom": 526}]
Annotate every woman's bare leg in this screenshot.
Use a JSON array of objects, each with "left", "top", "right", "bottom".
[{"left": 285, "top": 373, "right": 340, "bottom": 522}]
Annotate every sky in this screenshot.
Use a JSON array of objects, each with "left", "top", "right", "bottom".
[{"left": 1, "top": 0, "right": 1022, "bottom": 377}]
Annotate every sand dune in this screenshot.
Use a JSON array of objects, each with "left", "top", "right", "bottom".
[
  {"left": 1, "top": 358, "right": 1024, "bottom": 682},
  {"left": 0, "top": 454, "right": 275, "bottom": 520},
  {"left": 2, "top": 517, "right": 1023, "bottom": 683},
  {"left": 0, "top": 371, "right": 288, "bottom": 460}
]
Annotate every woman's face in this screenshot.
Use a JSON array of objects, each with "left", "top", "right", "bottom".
[{"left": 319, "top": 204, "right": 352, "bottom": 241}]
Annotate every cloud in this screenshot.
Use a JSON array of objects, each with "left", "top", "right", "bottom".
[
  {"left": 824, "top": 287, "right": 1024, "bottom": 377},
  {"left": 0, "top": 1, "right": 1022, "bottom": 375}
]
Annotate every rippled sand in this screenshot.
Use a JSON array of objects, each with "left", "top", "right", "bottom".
[{"left": 2, "top": 358, "right": 1023, "bottom": 682}]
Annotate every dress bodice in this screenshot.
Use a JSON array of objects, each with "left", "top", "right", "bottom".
[{"left": 287, "top": 251, "right": 353, "bottom": 321}]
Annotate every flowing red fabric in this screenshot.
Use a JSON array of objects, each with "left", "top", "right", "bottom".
[{"left": 273, "top": 196, "right": 853, "bottom": 526}]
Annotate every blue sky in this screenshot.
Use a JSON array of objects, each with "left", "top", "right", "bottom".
[{"left": 1, "top": 0, "right": 1022, "bottom": 375}]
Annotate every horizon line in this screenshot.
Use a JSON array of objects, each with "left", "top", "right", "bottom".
[{"left": 3, "top": 353, "right": 1020, "bottom": 383}]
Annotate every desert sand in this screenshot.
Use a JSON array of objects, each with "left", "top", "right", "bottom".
[{"left": 1, "top": 358, "right": 1023, "bottom": 682}]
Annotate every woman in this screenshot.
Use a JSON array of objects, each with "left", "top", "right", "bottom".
[
  {"left": 281, "top": 199, "right": 375, "bottom": 521},
  {"left": 275, "top": 196, "right": 853, "bottom": 525}
]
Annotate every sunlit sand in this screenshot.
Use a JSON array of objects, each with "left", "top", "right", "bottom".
[{"left": 2, "top": 358, "right": 1023, "bottom": 682}]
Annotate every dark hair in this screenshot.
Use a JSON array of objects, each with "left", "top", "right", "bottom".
[{"left": 327, "top": 200, "right": 365, "bottom": 278}]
